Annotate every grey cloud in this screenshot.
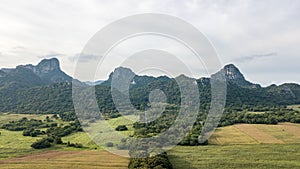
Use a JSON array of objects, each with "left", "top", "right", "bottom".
[
  {"left": 232, "top": 52, "right": 277, "bottom": 63},
  {"left": 68, "top": 53, "right": 99, "bottom": 63},
  {"left": 37, "top": 52, "right": 64, "bottom": 59}
]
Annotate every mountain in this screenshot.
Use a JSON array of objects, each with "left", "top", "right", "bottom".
[
  {"left": 0, "top": 58, "right": 72, "bottom": 90},
  {"left": 101, "top": 67, "right": 170, "bottom": 88},
  {"left": 221, "top": 64, "right": 260, "bottom": 88},
  {"left": 0, "top": 59, "right": 299, "bottom": 115}
]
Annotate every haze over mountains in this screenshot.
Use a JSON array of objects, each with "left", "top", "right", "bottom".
[{"left": 0, "top": 58, "right": 299, "bottom": 114}]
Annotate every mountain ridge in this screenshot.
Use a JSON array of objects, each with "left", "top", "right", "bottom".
[
  {"left": 0, "top": 58, "right": 299, "bottom": 114},
  {"left": 0, "top": 58, "right": 297, "bottom": 88},
  {"left": 0, "top": 58, "right": 72, "bottom": 89}
]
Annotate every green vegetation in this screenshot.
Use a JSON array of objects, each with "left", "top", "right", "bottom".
[
  {"left": 219, "top": 108, "right": 300, "bottom": 126},
  {"left": 0, "top": 115, "right": 82, "bottom": 150},
  {"left": 31, "top": 138, "right": 52, "bottom": 149},
  {"left": 129, "top": 152, "right": 173, "bottom": 169}
]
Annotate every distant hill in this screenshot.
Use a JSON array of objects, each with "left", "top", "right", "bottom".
[{"left": 0, "top": 58, "right": 299, "bottom": 114}]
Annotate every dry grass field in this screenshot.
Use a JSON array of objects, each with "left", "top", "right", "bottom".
[
  {"left": 170, "top": 123, "right": 300, "bottom": 169},
  {"left": 209, "top": 123, "right": 300, "bottom": 145},
  {"left": 0, "top": 150, "right": 129, "bottom": 169}
]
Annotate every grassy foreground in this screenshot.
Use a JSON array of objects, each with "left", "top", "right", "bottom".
[{"left": 168, "top": 144, "right": 300, "bottom": 169}]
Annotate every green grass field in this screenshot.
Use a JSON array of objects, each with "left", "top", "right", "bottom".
[
  {"left": 0, "top": 129, "right": 41, "bottom": 160},
  {"left": 79, "top": 115, "right": 136, "bottom": 151},
  {"left": 168, "top": 144, "right": 300, "bottom": 169},
  {"left": 62, "top": 115, "right": 137, "bottom": 150},
  {"left": 0, "top": 113, "right": 92, "bottom": 159}
]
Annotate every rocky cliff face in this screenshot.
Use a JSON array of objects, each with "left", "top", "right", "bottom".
[
  {"left": 36, "top": 58, "right": 60, "bottom": 74},
  {"left": 223, "top": 64, "right": 245, "bottom": 80},
  {"left": 221, "top": 64, "right": 261, "bottom": 88}
]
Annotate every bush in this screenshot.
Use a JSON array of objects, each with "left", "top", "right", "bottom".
[
  {"left": 117, "top": 143, "right": 129, "bottom": 150},
  {"left": 31, "top": 138, "right": 51, "bottom": 149},
  {"left": 54, "top": 137, "right": 63, "bottom": 144},
  {"left": 106, "top": 142, "right": 114, "bottom": 147},
  {"left": 67, "top": 141, "right": 83, "bottom": 148},
  {"left": 116, "top": 125, "right": 128, "bottom": 131}
]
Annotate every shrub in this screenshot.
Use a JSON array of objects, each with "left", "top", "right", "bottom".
[
  {"left": 31, "top": 138, "right": 51, "bottom": 149},
  {"left": 106, "top": 142, "right": 114, "bottom": 147},
  {"left": 116, "top": 125, "right": 128, "bottom": 131}
]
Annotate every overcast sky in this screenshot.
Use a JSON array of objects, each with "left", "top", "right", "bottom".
[{"left": 0, "top": 0, "right": 299, "bottom": 86}]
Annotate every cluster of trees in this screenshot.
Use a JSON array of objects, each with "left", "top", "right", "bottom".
[
  {"left": 46, "top": 120, "right": 82, "bottom": 138},
  {"left": 126, "top": 106, "right": 179, "bottom": 168},
  {"left": 1, "top": 117, "right": 49, "bottom": 131},
  {"left": 128, "top": 152, "right": 173, "bottom": 169},
  {"left": 219, "top": 108, "right": 300, "bottom": 127},
  {"left": 23, "top": 128, "right": 45, "bottom": 137},
  {"left": 31, "top": 136, "right": 63, "bottom": 149},
  {"left": 31, "top": 137, "right": 83, "bottom": 149},
  {"left": 1, "top": 116, "right": 83, "bottom": 149}
]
